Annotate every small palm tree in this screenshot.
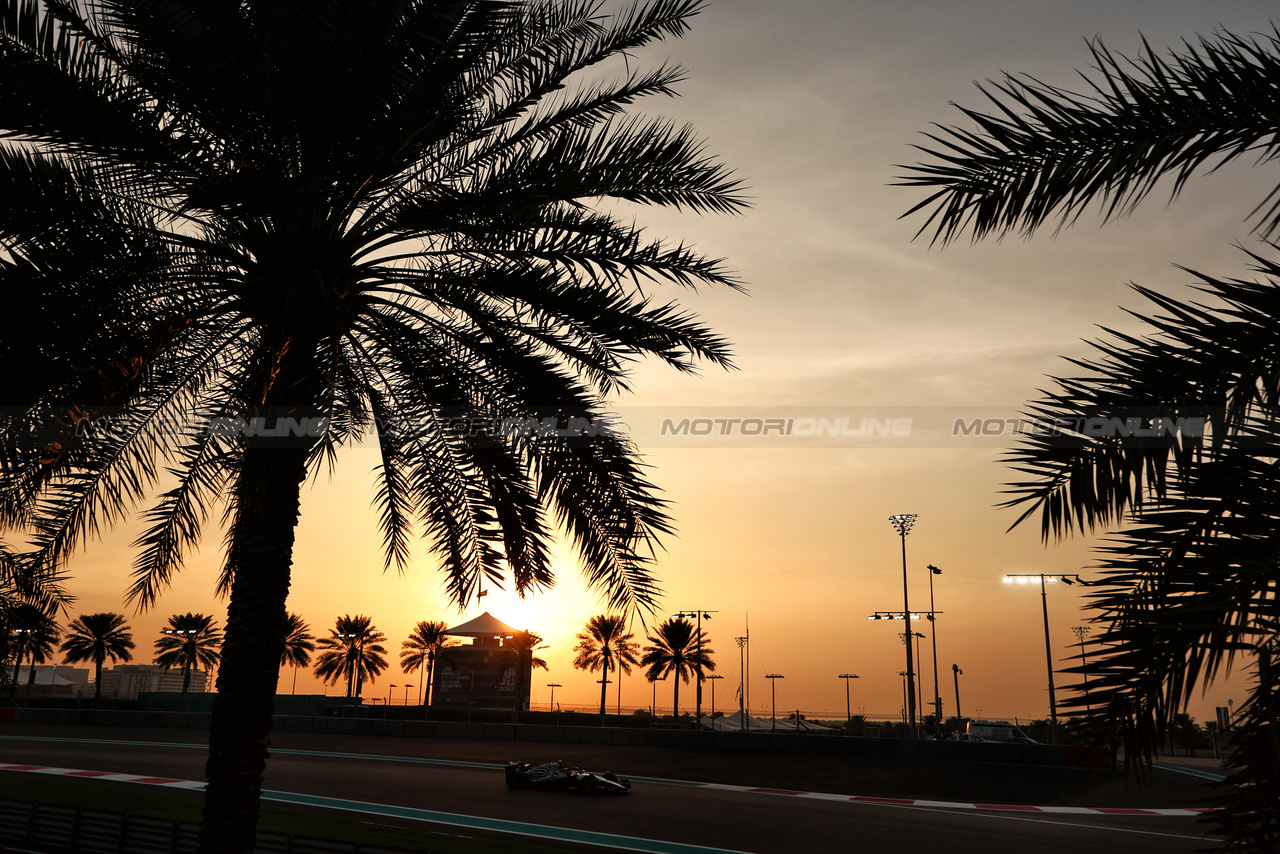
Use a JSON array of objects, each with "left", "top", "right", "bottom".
[
  {"left": 399, "top": 621, "right": 454, "bottom": 709},
  {"left": 60, "top": 613, "right": 135, "bottom": 700},
  {"left": 573, "top": 615, "right": 640, "bottom": 720},
  {"left": 154, "top": 614, "right": 223, "bottom": 696},
  {"left": 314, "top": 616, "right": 388, "bottom": 698},
  {"left": 279, "top": 614, "right": 315, "bottom": 694},
  {"left": 640, "top": 618, "right": 714, "bottom": 720}
]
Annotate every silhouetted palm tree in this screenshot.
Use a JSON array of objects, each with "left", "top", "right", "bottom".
[
  {"left": 901, "top": 25, "right": 1280, "bottom": 849},
  {"left": 399, "top": 620, "right": 453, "bottom": 708},
  {"left": 640, "top": 617, "right": 713, "bottom": 719},
  {"left": 279, "top": 614, "right": 315, "bottom": 694},
  {"left": 0, "top": 3, "right": 742, "bottom": 848},
  {"left": 6, "top": 602, "right": 58, "bottom": 690},
  {"left": 501, "top": 630, "right": 549, "bottom": 722},
  {"left": 573, "top": 615, "right": 640, "bottom": 720},
  {"left": 154, "top": 614, "right": 223, "bottom": 696},
  {"left": 60, "top": 613, "right": 135, "bottom": 700},
  {"left": 314, "top": 616, "right": 388, "bottom": 698},
  {"left": 17, "top": 612, "right": 59, "bottom": 695},
  {"left": 506, "top": 631, "right": 550, "bottom": 673}
]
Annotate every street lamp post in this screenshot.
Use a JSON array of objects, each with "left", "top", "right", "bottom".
[
  {"left": 900, "top": 631, "right": 926, "bottom": 723},
  {"left": 926, "top": 564, "right": 943, "bottom": 732},
  {"left": 675, "top": 610, "right": 716, "bottom": 728},
  {"left": 868, "top": 611, "right": 926, "bottom": 735},
  {"left": 1071, "top": 626, "right": 1092, "bottom": 714},
  {"left": 735, "top": 635, "right": 748, "bottom": 731},
  {"left": 838, "top": 674, "right": 859, "bottom": 735},
  {"left": 1004, "top": 573, "right": 1082, "bottom": 744},
  {"left": 707, "top": 674, "right": 724, "bottom": 723},
  {"left": 547, "top": 682, "right": 561, "bottom": 712},
  {"left": 765, "top": 674, "right": 783, "bottom": 732},
  {"left": 898, "top": 671, "right": 908, "bottom": 725},
  {"left": 889, "top": 514, "right": 919, "bottom": 738},
  {"left": 952, "top": 664, "right": 963, "bottom": 729},
  {"left": 403, "top": 684, "right": 413, "bottom": 706},
  {"left": 909, "top": 632, "right": 926, "bottom": 725}
]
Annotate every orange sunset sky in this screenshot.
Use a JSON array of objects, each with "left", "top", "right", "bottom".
[{"left": 51, "top": 0, "right": 1278, "bottom": 724}]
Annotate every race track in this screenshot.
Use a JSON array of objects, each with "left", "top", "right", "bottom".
[{"left": 0, "top": 726, "right": 1225, "bottom": 853}]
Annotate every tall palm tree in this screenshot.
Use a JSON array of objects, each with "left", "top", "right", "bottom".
[
  {"left": 573, "top": 614, "right": 640, "bottom": 720},
  {"left": 901, "top": 26, "right": 1280, "bottom": 849},
  {"left": 399, "top": 620, "right": 453, "bottom": 709},
  {"left": 279, "top": 613, "right": 315, "bottom": 694},
  {"left": 640, "top": 617, "right": 713, "bottom": 719},
  {"left": 0, "top": 3, "right": 742, "bottom": 849},
  {"left": 0, "top": 546, "right": 64, "bottom": 701},
  {"left": 501, "top": 630, "right": 550, "bottom": 722},
  {"left": 6, "top": 602, "right": 58, "bottom": 690},
  {"left": 314, "top": 615, "right": 388, "bottom": 698},
  {"left": 17, "top": 611, "right": 59, "bottom": 695},
  {"left": 60, "top": 613, "right": 135, "bottom": 701},
  {"left": 154, "top": 613, "right": 223, "bottom": 696}
]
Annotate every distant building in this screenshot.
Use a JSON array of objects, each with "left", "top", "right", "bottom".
[
  {"left": 432, "top": 612, "right": 532, "bottom": 711},
  {"left": 14, "top": 666, "right": 89, "bottom": 700},
  {"left": 99, "top": 664, "right": 210, "bottom": 700}
]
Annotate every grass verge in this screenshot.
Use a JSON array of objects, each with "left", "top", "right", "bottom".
[{"left": 0, "top": 772, "right": 568, "bottom": 854}]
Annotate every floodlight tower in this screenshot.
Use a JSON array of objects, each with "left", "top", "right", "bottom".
[
  {"left": 890, "top": 513, "right": 919, "bottom": 738},
  {"left": 1004, "top": 573, "right": 1083, "bottom": 743}
]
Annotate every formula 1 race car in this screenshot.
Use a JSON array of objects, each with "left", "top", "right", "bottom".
[{"left": 504, "top": 760, "right": 632, "bottom": 795}]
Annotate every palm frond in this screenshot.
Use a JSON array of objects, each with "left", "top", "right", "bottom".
[
  {"left": 1005, "top": 252, "right": 1280, "bottom": 777},
  {"left": 900, "top": 28, "right": 1280, "bottom": 243}
]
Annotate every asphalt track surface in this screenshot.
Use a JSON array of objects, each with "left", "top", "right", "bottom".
[{"left": 0, "top": 725, "right": 1226, "bottom": 853}]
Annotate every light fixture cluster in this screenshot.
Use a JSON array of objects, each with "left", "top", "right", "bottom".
[
  {"left": 1003, "top": 574, "right": 1082, "bottom": 585},
  {"left": 889, "top": 513, "right": 917, "bottom": 536}
]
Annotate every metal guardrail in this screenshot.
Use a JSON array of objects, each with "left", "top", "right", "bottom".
[{"left": 0, "top": 800, "right": 426, "bottom": 854}]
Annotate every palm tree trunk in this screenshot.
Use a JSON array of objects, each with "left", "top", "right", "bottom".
[
  {"left": 94, "top": 659, "right": 103, "bottom": 701},
  {"left": 425, "top": 656, "right": 434, "bottom": 719},
  {"left": 673, "top": 676, "right": 680, "bottom": 720},
  {"left": 196, "top": 441, "right": 309, "bottom": 854}
]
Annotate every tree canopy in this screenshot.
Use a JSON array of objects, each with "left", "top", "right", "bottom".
[{"left": 0, "top": 1, "right": 742, "bottom": 848}]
